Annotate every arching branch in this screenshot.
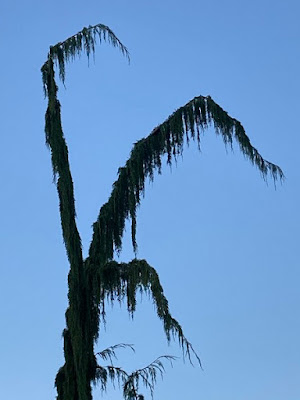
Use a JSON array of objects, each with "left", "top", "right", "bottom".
[{"left": 88, "top": 95, "right": 284, "bottom": 262}]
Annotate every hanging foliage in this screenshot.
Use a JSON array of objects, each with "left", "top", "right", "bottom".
[
  {"left": 94, "top": 344, "right": 176, "bottom": 400},
  {"left": 42, "top": 23, "right": 283, "bottom": 400},
  {"left": 87, "top": 259, "right": 200, "bottom": 363},
  {"left": 88, "top": 95, "right": 284, "bottom": 260},
  {"left": 41, "top": 23, "right": 130, "bottom": 94}
]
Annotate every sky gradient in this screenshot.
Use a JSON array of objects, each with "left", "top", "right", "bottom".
[{"left": 0, "top": 1, "right": 299, "bottom": 399}]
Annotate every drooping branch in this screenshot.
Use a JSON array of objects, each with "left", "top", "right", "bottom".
[
  {"left": 88, "top": 95, "right": 284, "bottom": 262},
  {"left": 122, "top": 355, "right": 176, "bottom": 400},
  {"left": 96, "top": 343, "right": 135, "bottom": 364},
  {"left": 41, "top": 23, "right": 130, "bottom": 93},
  {"left": 94, "top": 348, "right": 176, "bottom": 400},
  {"left": 86, "top": 259, "right": 201, "bottom": 365}
]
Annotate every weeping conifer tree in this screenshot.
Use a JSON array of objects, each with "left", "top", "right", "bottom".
[{"left": 42, "top": 23, "right": 284, "bottom": 400}]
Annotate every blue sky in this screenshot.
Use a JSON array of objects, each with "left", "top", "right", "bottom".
[{"left": 0, "top": 1, "right": 299, "bottom": 399}]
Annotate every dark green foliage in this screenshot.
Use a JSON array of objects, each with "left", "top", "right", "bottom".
[
  {"left": 88, "top": 95, "right": 284, "bottom": 260},
  {"left": 42, "top": 23, "right": 283, "bottom": 400},
  {"left": 121, "top": 355, "right": 176, "bottom": 400},
  {"left": 96, "top": 343, "right": 135, "bottom": 364},
  {"left": 94, "top": 343, "right": 176, "bottom": 400},
  {"left": 41, "top": 23, "right": 129, "bottom": 93},
  {"left": 89, "top": 259, "right": 200, "bottom": 364}
]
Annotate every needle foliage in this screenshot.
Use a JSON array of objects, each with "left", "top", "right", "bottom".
[{"left": 42, "top": 23, "right": 283, "bottom": 400}]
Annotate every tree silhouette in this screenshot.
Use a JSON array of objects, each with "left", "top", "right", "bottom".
[{"left": 42, "top": 23, "right": 284, "bottom": 400}]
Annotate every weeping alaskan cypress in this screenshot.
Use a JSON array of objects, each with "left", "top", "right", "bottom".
[{"left": 42, "top": 24, "right": 284, "bottom": 400}]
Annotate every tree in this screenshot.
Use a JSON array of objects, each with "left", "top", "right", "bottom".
[{"left": 41, "top": 23, "right": 284, "bottom": 400}]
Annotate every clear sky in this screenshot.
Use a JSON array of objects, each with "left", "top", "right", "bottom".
[{"left": 0, "top": 1, "right": 299, "bottom": 399}]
